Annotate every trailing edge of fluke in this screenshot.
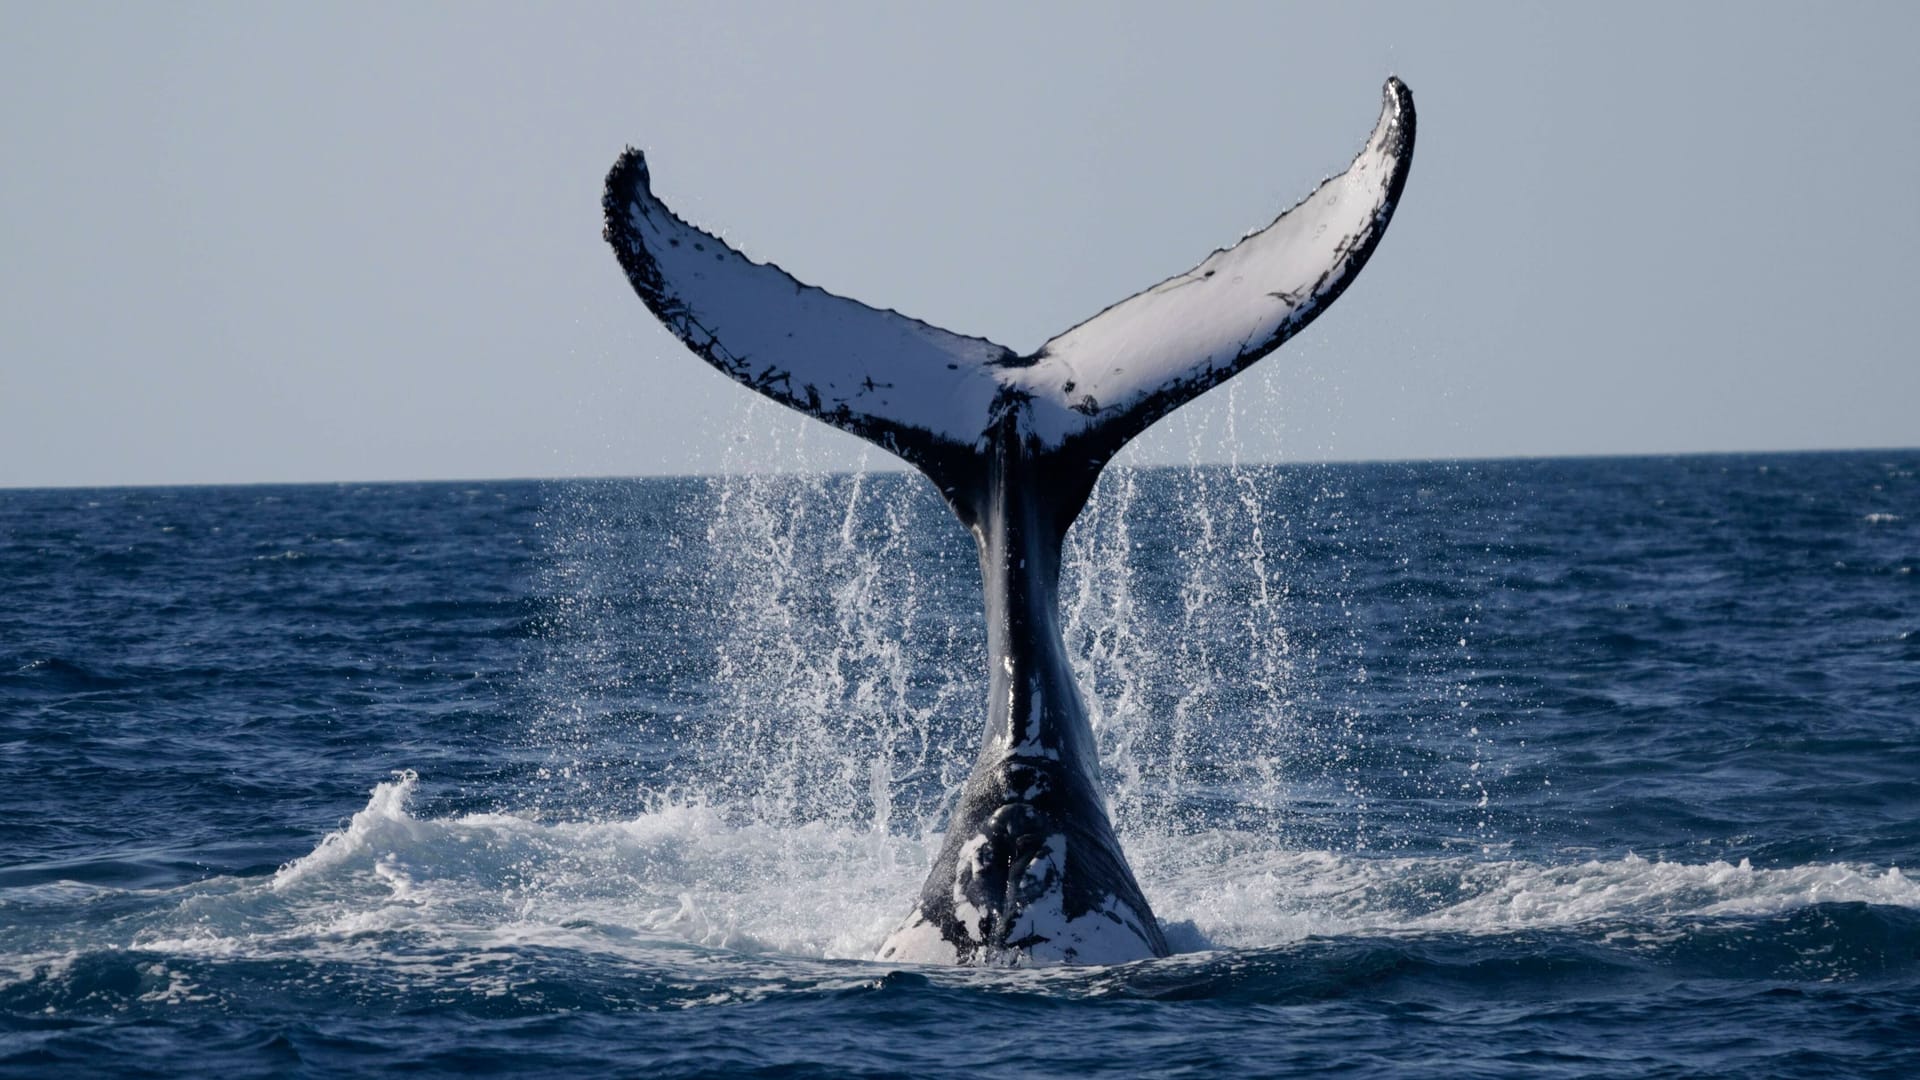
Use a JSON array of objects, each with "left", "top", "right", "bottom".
[{"left": 604, "top": 77, "right": 1415, "bottom": 965}]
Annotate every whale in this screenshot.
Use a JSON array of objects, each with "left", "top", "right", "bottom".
[{"left": 603, "top": 78, "right": 1415, "bottom": 965}]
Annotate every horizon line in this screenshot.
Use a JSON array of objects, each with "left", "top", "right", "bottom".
[{"left": 4, "top": 443, "right": 1915, "bottom": 495}]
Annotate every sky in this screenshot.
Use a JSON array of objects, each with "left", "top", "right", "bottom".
[{"left": 3, "top": 2, "right": 1916, "bottom": 488}]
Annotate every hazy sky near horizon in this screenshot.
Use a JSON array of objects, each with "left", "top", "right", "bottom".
[{"left": 4, "top": 2, "right": 1917, "bottom": 488}]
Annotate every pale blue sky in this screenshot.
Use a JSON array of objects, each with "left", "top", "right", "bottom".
[{"left": 3, "top": 2, "right": 1916, "bottom": 487}]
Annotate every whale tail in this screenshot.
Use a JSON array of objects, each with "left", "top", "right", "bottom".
[
  {"left": 604, "top": 78, "right": 1414, "bottom": 534},
  {"left": 605, "top": 79, "right": 1415, "bottom": 964}
]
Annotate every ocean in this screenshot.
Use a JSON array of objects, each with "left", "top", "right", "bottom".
[{"left": 2, "top": 449, "right": 1916, "bottom": 1077}]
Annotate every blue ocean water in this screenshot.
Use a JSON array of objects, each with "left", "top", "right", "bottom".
[{"left": 2, "top": 450, "right": 1917, "bottom": 1077}]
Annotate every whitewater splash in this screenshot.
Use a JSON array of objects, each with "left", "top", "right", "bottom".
[
  {"left": 514, "top": 362, "right": 1511, "bottom": 968},
  {"left": 87, "top": 772, "right": 1918, "bottom": 978},
  {"left": 506, "top": 391, "right": 1913, "bottom": 973}
]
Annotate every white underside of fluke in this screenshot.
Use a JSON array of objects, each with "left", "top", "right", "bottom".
[{"left": 605, "top": 79, "right": 1414, "bottom": 460}]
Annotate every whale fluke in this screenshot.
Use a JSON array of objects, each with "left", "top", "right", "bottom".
[{"left": 604, "top": 78, "right": 1415, "bottom": 964}]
